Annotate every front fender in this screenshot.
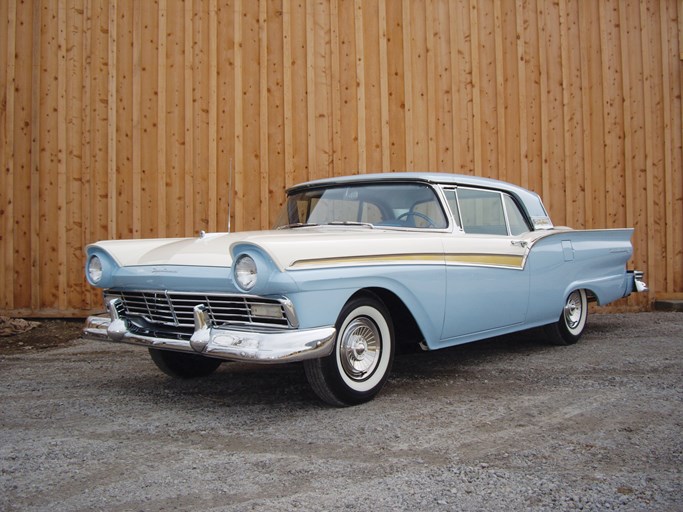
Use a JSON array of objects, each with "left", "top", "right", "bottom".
[{"left": 285, "top": 264, "right": 446, "bottom": 345}]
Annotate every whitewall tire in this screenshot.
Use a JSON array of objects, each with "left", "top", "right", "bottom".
[
  {"left": 544, "top": 289, "right": 588, "bottom": 346},
  {"left": 304, "top": 295, "right": 395, "bottom": 406}
]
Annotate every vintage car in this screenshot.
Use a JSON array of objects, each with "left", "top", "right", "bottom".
[{"left": 83, "top": 173, "right": 647, "bottom": 406}]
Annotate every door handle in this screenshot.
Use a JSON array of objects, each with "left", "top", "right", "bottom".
[{"left": 510, "top": 240, "right": 528, "bottom": 248}]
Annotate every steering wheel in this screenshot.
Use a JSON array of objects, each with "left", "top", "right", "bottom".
[{"left": 396, "top": 211, "right": 436, "bottom": 228}]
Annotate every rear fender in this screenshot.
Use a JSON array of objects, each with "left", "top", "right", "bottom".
[{"left": 526, "top": 229, "right": 634, "bottom": 324}]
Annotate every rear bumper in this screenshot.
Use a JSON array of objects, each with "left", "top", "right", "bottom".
[
  {"left": 624, "top": 270, "right": 648, "bottom": 296},
  {"left": 83, "top": 300, "right": 336, "bottom": 364}
]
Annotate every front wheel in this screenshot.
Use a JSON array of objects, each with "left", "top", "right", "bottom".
[
  {"left": 544, "top": 289, "right": 588, "bottom": 345},
  {"left": 148, "top": 348, "right": 222, "bottom": 378},
  {"left": 304, "top": 295, "right": 395, "bottom": 406}
]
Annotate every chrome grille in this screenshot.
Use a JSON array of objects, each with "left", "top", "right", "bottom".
[{"left": 113, "top": 290, "right": 292, "bottom": 329}]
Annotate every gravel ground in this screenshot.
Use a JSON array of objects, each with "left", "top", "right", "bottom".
[{"left": 1, "top": 312, "right": 681, "bottom": 511}]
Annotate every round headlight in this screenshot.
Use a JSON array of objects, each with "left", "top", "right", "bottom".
[
  {"left": 234, "top": 254, "right": 257, "bottom": 291},
  {"left": 88, "top": 255, "right": 103, "bottom": 284}
]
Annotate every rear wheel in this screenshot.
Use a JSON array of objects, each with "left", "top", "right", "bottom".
[
  {"left": 544, "top": 289, "right": 588, "bottom": 345},
  {"left": 304, "top": 295, "right": 395, "bottom": 406},
  {"left": 148, "top": 348, "right": 222, "bottom": 378}
]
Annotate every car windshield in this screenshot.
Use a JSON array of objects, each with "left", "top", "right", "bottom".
[{"left": 274, "top": 182, "right": 448, "bottom": 229}]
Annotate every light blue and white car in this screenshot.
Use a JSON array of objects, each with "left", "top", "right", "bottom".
[{"left": 83, "top": 173, "right": 647, "bottom": 406}]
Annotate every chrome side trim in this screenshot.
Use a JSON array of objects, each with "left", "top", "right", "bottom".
[{"left": 83, "top": 299, "right": 336, "bottom": 364}]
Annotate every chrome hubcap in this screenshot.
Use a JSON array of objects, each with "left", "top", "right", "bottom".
[
  {"left": 339, "top": 317, "right": 380, "bottom": 381},
  {"left": 564, "top": 291, "right": 583, "bottom": 329}
]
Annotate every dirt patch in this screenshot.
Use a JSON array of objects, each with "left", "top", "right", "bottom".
[{"left": 0, "top": 319, "right": 83, "bottom": 355}]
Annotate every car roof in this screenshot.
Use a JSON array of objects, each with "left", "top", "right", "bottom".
[
  {"left": 288, "top": 172, "right": 550, "bottom": 220},
  {"left": 292, "top": 172, "right": 519, "bottom": 192}
]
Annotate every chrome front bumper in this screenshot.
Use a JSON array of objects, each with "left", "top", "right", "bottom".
[{"left": 83, "top": 301, "right": 336, "bottom": 364}]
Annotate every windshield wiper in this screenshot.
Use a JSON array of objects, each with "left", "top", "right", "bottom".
[
  {"left": 326, "top": 221, "right": 375, "bottom": 228},
  {"left": 277, "top": 223, "right": 320, "bottom": 230}
]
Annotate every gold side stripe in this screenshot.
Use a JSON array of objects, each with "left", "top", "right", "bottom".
[
  {"left": 290, "top": 253, "right": 443, "bottom": 268},
  {"left": 445, "top": 254, "right": 524, "bottom": 267},
  {"left": 290, "top": 253, "right": 524, "bottom": 269}
]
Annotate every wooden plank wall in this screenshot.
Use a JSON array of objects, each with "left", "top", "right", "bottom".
[{"left": 0, "top": 0, "right": 681, "bottom": 316}]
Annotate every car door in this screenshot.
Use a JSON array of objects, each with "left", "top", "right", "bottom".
[{"left": 440, "top": 187, "right": 531, "bottom": 343}]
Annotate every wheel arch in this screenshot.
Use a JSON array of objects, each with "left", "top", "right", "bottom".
[
  {"left": 347, "top": 287, "right": 426, "bottom": 350},
  {"left": 563, "top": 282, "right": 599, "bottom": 306}
]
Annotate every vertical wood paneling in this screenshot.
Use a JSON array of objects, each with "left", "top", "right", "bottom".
[
  {"left": 402, "top": 0, "right": 414, "bottom": 171},
  {"left": 156, "top": 0, "right": 167, "bottom": 237},
  {"left": 67, "top": 0, "right": 87, "bottom": 308},
  {"left": 359, "top": 0, "right": 383, "bottom": 172},
  {"left": 469, "top": 0, "right": 483, "bottom": 175},
  {"left": 139, "top": 0, "right": 158, "bottom": 238},
  {"left": 660, "top": 0, "right": 680, "bottom": 295},
  {"left": 0, "top": 0, "right": 681, "bottom": 315},
  {"left": 241, "top": 0, "right": 261, "bottom": 230},
  {"left": 166, "top": 2, "right": 184, "bottom": 236},
  {"left": 1, "top": 0, "right": 16, "bottom": 309},
  {"left": 183, "top": 0, "right": 193, "bottom": 235},
  {"left": 515, "top": 0, "right": 529, "bottom": 188},
  {"left": 377, "top": 0, "right": 390, "bottom": 172},
  {"left": 640, "top": 0, "right": 662, "bottom": 303},
  {"left": 474, "top": 1, "right": 498, "bottom": 178},
  {"left": 362, "top": 0, "right": 382, "bottom": 173},
  {"left": 409, "top": 2, "right": 428, "bottom": 170},
  {"left": 600, "top": 0, "right": 626, "bottom": 230},
  {"left": 108, "top": 0, "right": 117, "bottom": 237},
  {"left": 425, "top": 0, "right": 437, "bottom": 171},
  {"left": 560, "top": 0, "right": 585, "bottom": 230},
  {"left": 451, "top": 0, "right": 473, "bottom": 173},
  {"left": 29, "top": 0, "right": 42, "bottom": 310},
  {"left": 329, "top": 0, "right": 343, "bottom": 176},
  {"left": 259, "top": 0, "right": 269, "bottom": 225},
  {"left": 192, "top": 0, "right": 210, "bottom": 232},
  {"left": 354, "top": 0, "right": 367, "bottom": 172},
  {"left": 208, "top": 0, "right": 218, "bottom": 231},
  {"left": 115, "top": 0, "right": 132, "bottom": 239},
  {"left": 290, "top": 0, "right": 309, "bottom": 183},
  {"left": 217, "top": 0, "right": 235, "bottom": 231},
  {"left": 494, "top": 0, "right": 506, "bottom": 182},
  {"left": 282, "top": 0, "right": 293, "bottom": 189},
  {"left": 306, "top": 0, "right": 317, "bottom": 177},
  {"left": 539, "top": 0, "right": 566, "bottom": 224},
  {"left": 433, "top": 0, "right": 453, "bottom": 172},
  {"left": 386, "top": 0, "right": 405, "bottom": 171},
  {"left": 131, "top": 0, "right": 141, "bottom": 237},
  {"left": 667, "top": 0, "right": 682, "bottom": 296},
  {"left": 266, "top": 0, "right": 284, "bottom": 222},
  {"left": 338, "top": 0, "right": 358, "bottom": 174},
  {"left": 526, "top": 0, "right": 543, "bottom": 196},
  {"left": 58, "top": 0, "right": 68, "bottom": 309}
]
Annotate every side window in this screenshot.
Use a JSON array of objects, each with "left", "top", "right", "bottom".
[
  {"left": 457, "top": 188, "right": 508, "bottom": 235},
  {"left": 443, "top": 189, "right": 462, "bottom": 229},
  {"left": 503, "top": 194, "right": 530, "bottom": 235}
]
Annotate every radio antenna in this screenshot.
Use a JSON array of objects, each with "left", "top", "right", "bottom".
[{"left": 227, "top": 158, "right": 233, "bottom": 233}]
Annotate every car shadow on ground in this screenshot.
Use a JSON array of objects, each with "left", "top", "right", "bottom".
[{"left": 100, "top": 328, "right": 558, "bottom": 408}]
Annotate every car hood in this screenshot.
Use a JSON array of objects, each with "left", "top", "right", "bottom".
[{"left": 89, "top": 228, "right": 450, "bottom": 270}]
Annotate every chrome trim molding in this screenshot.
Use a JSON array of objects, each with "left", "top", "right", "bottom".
[{"left": 83, "top": 298, "right": 336, "bottom": 364}]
